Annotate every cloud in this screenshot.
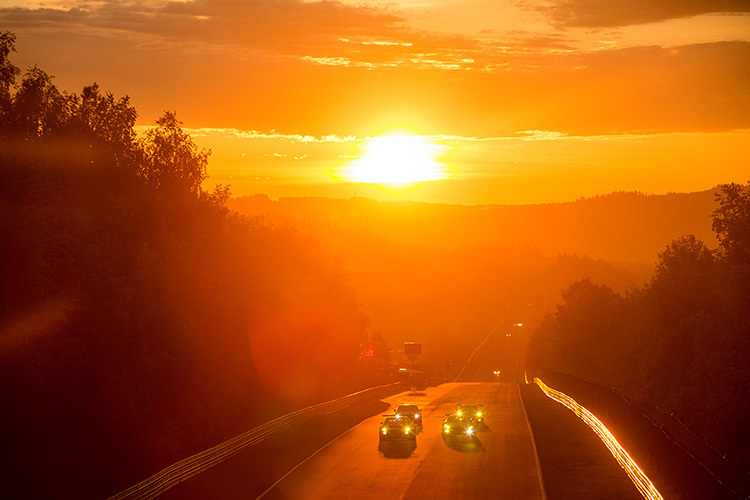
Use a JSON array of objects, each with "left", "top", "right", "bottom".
[
  {"left": 0, "top": 0, "right": 408, "bottom": 56},
  {"left": 118, "top": 40, "right": 750, "bottom": 136},
  {"left": 0, "top": 0, "right": 491, "bottom": 72},
  {"left": 4, "top": 2, "right": 747, "bottom": 137},
  {"left": 518, "top": 130, "right": 569, "bottom": 140},
  {"left": 542, "top": 0, "right": 750, "bottom": 27},
  {"left": 181, "top": 128, "right": 357, "bottom": 143}
]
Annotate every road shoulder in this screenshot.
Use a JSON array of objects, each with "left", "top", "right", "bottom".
[{"left": 520, "top": 383, "right": 643, "bottom": 500}]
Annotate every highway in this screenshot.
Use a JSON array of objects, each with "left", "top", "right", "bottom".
[{"left": 258, "top": 382, "right": 545, "bottom": 500}]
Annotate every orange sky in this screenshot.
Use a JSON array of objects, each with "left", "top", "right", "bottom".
[{"left": 2, "top": 0, "right": 749, "bottom": 204}]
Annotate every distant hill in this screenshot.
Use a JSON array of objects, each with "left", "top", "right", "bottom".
[
  {"left": 225, "top": 190, "right": 724, "bottom": 368},
  {"left": 229, "top": 189, "right": 719, "bottom": 264}
]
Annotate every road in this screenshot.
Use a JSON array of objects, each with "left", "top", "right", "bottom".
[
  {"left": 452, "top": 297, "right": 540, "bottom": 384},
  {"left": 455, "top": 324, "right": 529, "bottom": 385},
  {"left": 259, "top": 382, "right": 545, "bottom": 500}
]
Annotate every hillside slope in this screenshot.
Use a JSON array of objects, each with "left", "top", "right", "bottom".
[{"left": 229, "top": 190, "right": 718, "bottom": 264}]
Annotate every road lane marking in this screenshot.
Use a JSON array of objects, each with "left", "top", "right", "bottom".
[
  {"left": 532, "top": 377, "right": 664, "bottom": 500},
  {"left": 397, "top": 460, "right": 425, "bottom": 500},
  {"left": 255, "top": 425, "right": 357, "bottom": 499},
  {"left": 256, "top": 385, "right": 452, "bottom": 500},
  {"left": 107, "top": 383, "right": 400, "bottom": 500},
  {"left": 517, "top": 383, "right": 549, "bottom": 500},
  {"left": 455, "top": 300, "right": 513, "bottom": 382},
  {"left": 470, "top": 336, "right": 495, "bottom": 382}
]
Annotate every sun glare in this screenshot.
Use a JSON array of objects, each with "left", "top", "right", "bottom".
[{"left": 336, "top": 133, "right": 450, "bottom": 186}]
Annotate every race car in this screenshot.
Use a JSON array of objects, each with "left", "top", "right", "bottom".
[
  {"left": 379, "top": 416, "right": 417, "bottom": 441},
  {"left": 394, "top": 404, "right": 423, "bottom": 429},
  {"left": 455, "top": 404, "right": 486, "bottom": 428},
  {"left": 441, "top": 414, "right": 477, "bottom": 440}
]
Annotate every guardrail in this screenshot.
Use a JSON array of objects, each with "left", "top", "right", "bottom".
[
  {"left": 107, "top": 382, "right": 401, "bottom": 500},
  {"left": 531, "top": 369, "right": 746, "bottom": 499},
  {"left": 528, "top": 374, "right": 664, "bottom": 500}
]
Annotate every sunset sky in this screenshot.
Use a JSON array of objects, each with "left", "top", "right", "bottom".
[{"left": 2, "top": 0, "right": 748, "bottom": 204}]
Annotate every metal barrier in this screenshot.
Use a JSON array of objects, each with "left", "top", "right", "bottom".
[
  {"left": 107, "top": 382, "right": 401, "bottom": 500},
  {"left": 531, "top": 369, "right": 747, "bottom": 498},
  {"left": 530, "top": 375, "right": 664, "bottom": 500}
]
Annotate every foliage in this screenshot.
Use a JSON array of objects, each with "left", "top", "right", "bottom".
[
  {"left": 0, "top": 32, "right": 367, "bottom": 499},
  {"left": 72, "top": 83, "right": 139, "bottom": 169},
  {"left": 527, "top": 183, "right": 750, "bottom": 468},
  {"left": 137, "top": 110, "right": 209, "bottom": 194},
  {"left": 11, "top": 65, "right": 71, "bottom": 139},
  {"left": 713, "top": 182, "right": 750, "bottom": 261},
  {"left": 0, "top": 31, "right": 20, "bottom": 126},
  {"left": 527, "top": 279, "right": 629, "bottom": 380},
  {"left": 650, "top": 235, "right": 715, "bottom": 320},
  {"left": 712, "top": 182, "right": 750, "bottom": 292}
]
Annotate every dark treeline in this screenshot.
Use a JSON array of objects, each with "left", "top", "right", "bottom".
[
  {"left": 527, "top": 182, "right": 750, "bottom": 469},
  {"left": 229, "top": 194, "right": 652, "bottom": 373},
  {"left": 0, "top": 32, "right": 369, "bottom": 499},
  {"left": 227, "top": 191, "right": 718, "bottom": 367}
]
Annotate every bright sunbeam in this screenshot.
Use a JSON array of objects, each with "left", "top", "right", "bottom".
[{"left": 336, "top": 133, "right": 450, "bottom": 186}]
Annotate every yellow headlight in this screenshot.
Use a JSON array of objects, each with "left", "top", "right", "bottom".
[
  {"left": 457, "top": 411, "right": 462, "bottom": 416},
  {"left": 477, "top": 412, "right": 482, "bottom": 417},
  {"left": 404, "top": 427, "right": 411, "bottom": 434},
  {"left": 381, "top": 428, "right": 387, "bottom": 434}
]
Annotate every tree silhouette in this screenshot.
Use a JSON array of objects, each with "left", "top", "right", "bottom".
[
  {"left": 0, "top": 31, "right": 20, "bottom": 131},
  {"left": 712, "top": 182, "right": 750, "bottom": 288},
  {"left": 11, "top": 65, "right": 70, "bottom": 139},
  {"left": 527, "top": 185, "right": 750, "bottom": 468},
  {"left": 650, "top": 234, "right": 714, "bottom": 316},
  {"left": 72, "top": 83, "right": 138, "bottom": 169},
  {"left": 527, "top": 278, "right": 627, "bottom": 379},
  {"left": 1, "top": 31, "right": 373, "bottom": 499},
  {"left": 138, "top": 110, "right": 209, "bottom": 194}
]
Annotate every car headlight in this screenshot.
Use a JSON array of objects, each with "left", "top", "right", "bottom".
[
  {"left": 457, "top": 411, "right": 462, "bottom": 416},
  {"left": 466, "top": 427, "right": 474, "bottom": 435},
  {"left": 476, "top": 412, "right": 482, "bottom": 417},
  {"left": 415, "top": 414, "right": 420, "bottom": 419},
  {"left": 404, "top": 427, "right": 411, "bottom": 434},
  {"left": 443, "top": 425, "right": 450, "bottom": 432}
]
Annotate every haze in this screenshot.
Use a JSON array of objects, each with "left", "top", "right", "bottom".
[
  {"left": 2, "top": 0, "right": 748, "bottom": 203},
  {"left": 1, "top": 1, "right": 749, "bottom": 499}
]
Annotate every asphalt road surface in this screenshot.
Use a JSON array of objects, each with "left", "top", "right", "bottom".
[{"left": 259, "top": 382, "right": 546, "bottom": 500}]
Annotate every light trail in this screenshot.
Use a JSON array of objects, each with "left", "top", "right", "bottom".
[
  {"left": 531, "top": 376, "right": 664, "bottom": 500},
  {"left": 106, "top": 383, "right": 401, "bottom": 500}
]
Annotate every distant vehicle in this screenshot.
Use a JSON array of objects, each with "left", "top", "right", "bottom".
[
  {"left": 379, "top": 416, "right": 417, "bottom": 441},
  {"left": 456, "top": 404, "right": 486, "bottom": 428},
  {"left": 394, "top": 404, "right": 423, "bottom": 429},
  {"left": 442, "top": 414, "right": 476, "bottom": 440}
]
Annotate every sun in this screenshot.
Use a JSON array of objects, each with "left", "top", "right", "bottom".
[{"left": 335, "top": 132, "right": 450, "bottom": 186}]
